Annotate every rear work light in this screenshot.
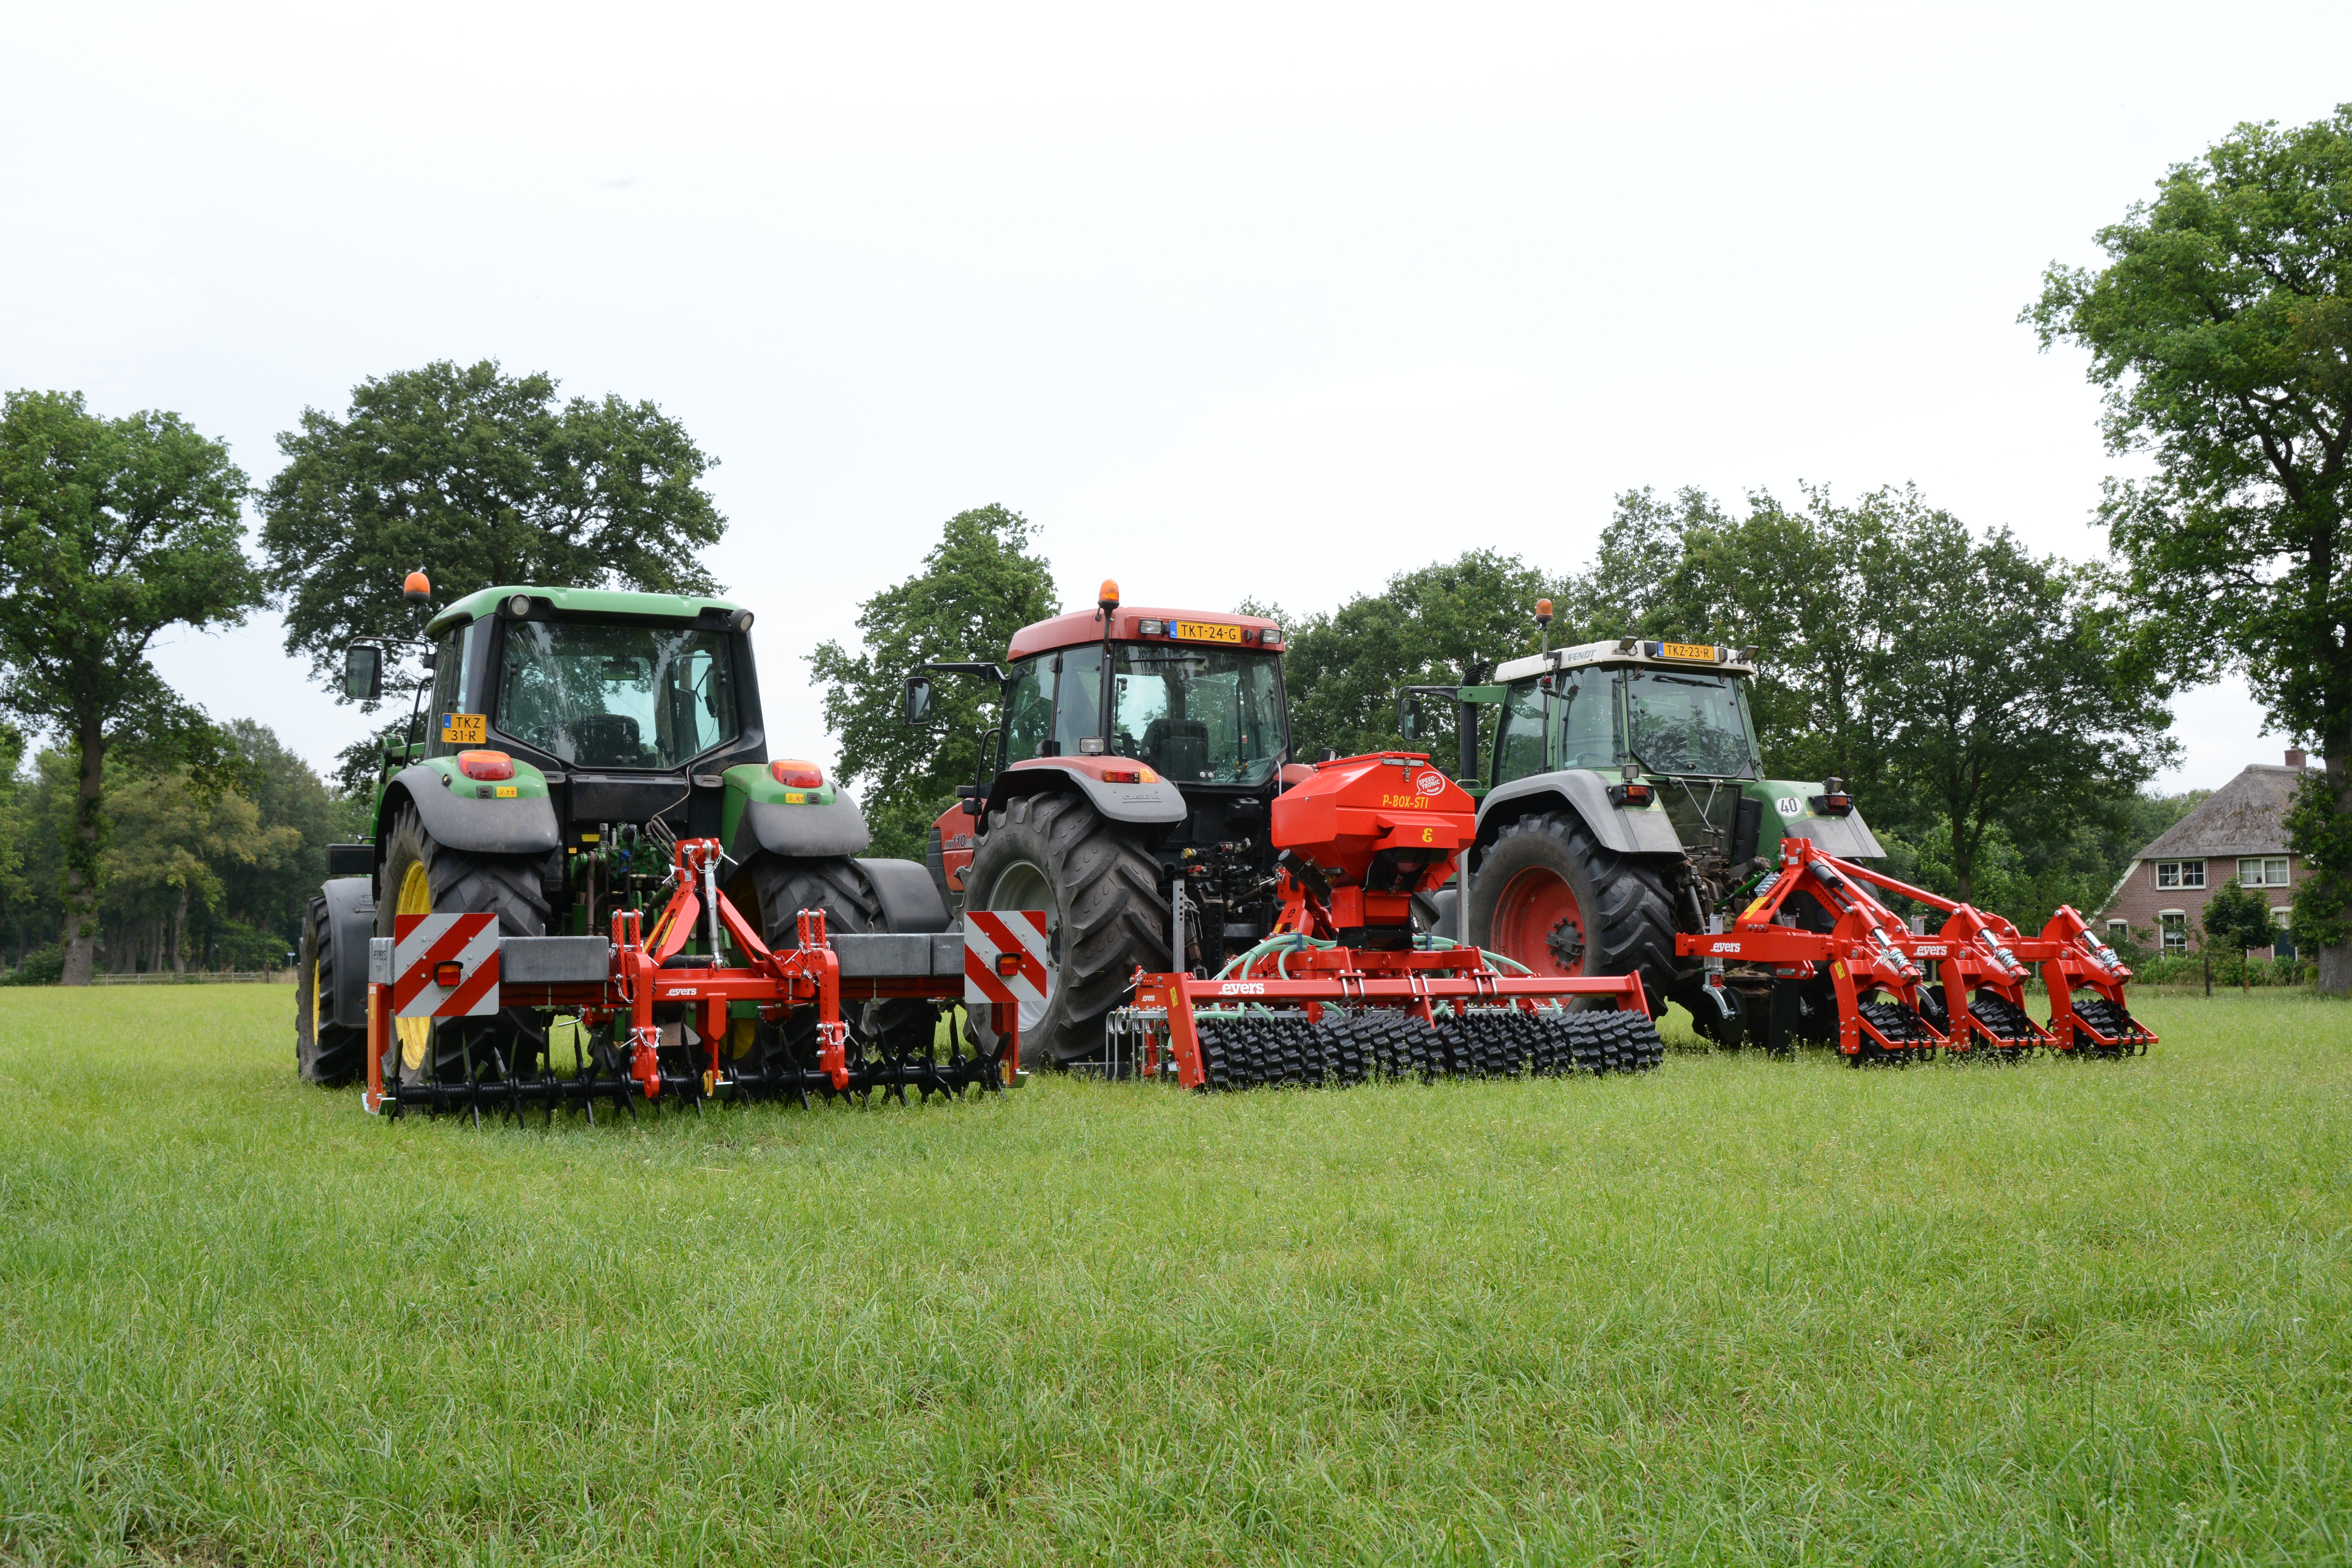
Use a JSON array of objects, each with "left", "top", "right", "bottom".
[
  {"left": 457, "top": 750, "right": 514, "bottom": 781},
  {"left": 771, "top": 760, "right": 824, "bottom": 789}
]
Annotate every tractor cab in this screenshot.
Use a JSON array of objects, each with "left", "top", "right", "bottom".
[{"left": 1487, "top": 639, "right": 1765, "bottom": 789}]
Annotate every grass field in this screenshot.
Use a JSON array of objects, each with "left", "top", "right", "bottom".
[{"left": 2, "top": 989, "right": 2348, "bottom": 1566}]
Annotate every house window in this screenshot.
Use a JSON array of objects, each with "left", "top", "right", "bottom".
[
  {"left": 2106, "top": 919, "right": 2127, "bottom": 938},
  {"left": 2158, "top": 911, "right": 2188, "bottom": 954},
  {"left": 2238, "top": 857, "right": 2290, "bottom": 887},
  {"left": 2154, "top": 860, "right": 2205, "bottom": 890}
]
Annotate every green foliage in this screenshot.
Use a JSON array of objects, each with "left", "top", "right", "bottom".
[
  {"left": 1281, "top": 550, "right": 1558, "bottom": 771},
  {"left": 260, "top": 360, "right": 728, "bottom": 699},
  {"left": 809, "top": 506, "right": 1058, "bottom": 859},
  {"left": 2202, "top": 875, "right": 2283, "bottom": 954},
  {"left": 0, "top": 944, "right": 62, "bottom": 985},
  {"left": 0, "top": 389, "right": 263, "bottom": 982},
  {"left": 2286, "top": 768, "right": 2352, "bottom": 951},
  {"left": 0, "top": 725, "right": 350, "bottom": 972},
  {"left": 2028, "top": 106, "right": 2352, "bottom": 978}
]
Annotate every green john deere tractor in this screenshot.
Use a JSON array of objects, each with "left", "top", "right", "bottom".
[
  {"left": 296, "top": 580, "right": 946, "bottom": 1092},
  {"left": 1403, "top": 614, "right": 1882, "bottom": 1049}
]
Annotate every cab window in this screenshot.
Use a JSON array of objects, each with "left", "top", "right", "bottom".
[
  {"left": 1004, "top": 655, "right": 1056, "bottom": 762},
  {"left": 1493, "top": 679, "right": 1548, "bottom": 786},
  {"left": 1556, "top": 668, "right": 1619, "bottom": 771}
]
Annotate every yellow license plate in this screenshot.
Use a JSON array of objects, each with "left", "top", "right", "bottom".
[
  {"left": 1172, "top": 621, "right": 1244, "bottom": 644},
  {"left": 1658, "top": 642, "right": 1715, "bottom": 662},
  {"left": 441, "top": 712, "right": 487, "bottom": 744}
]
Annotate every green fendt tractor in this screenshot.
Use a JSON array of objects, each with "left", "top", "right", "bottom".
[
  {"left": 295, "top": 579, "right": 946, "bottom": 1090},
  {"left": 1403, "top": 607, "right": 1881, "bottom": 1049}
]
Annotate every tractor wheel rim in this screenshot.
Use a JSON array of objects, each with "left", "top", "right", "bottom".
[
  {"left": 396, "top": 860, "right": 433, "bottom": 1072},
  {"left": 1494, "top": 866, "right": 1585, "bottom": 977},
  {"left": 310, "top": 955, "right": 323, "bottom": 1041},
  {"left": 985, "top": 859, "right": 1056, "bottom": 1032}
]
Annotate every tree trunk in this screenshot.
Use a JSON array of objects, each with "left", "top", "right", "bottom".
[
  {"left": 58, "top": 726, "right": 106, "bottom": 986},
  {"left": 2321, "top": 748, "right": 2352, "bottom": 996},
  {"left": 171, "top": 884, "right": 188, "bottom": 978}
]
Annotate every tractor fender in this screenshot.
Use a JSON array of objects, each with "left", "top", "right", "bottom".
[
  {"left": 321, "top": 876, "right": 376, "bottom": 1030},
  {"left": 991, "top": 757, "right": 1188, "bottom": 827},
  {"left": 1475, "top": 771, "right": 1684, "bottom": 858},
  {"left": 387, "top": 765, "right": 563, "bottom": 857},
  {"left": 731, "top": 795, "right": 872, "bottom": 859},
  {"left": 1779, "top": 804, "right": 1886, "bottom": 859},
  {"left": 857, "top": 856, "right": 953, "bottom": 933}
]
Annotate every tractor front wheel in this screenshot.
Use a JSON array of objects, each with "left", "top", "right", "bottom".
[
  {"left": 296, "top": 893, "right": 365, "bottom": 1085},
  {"left": 373, "top": 806, "right": 552, "bottom": 1089},
  {"left": 962, "top": 791, "right": 1166, "bottom": 1069},
  {"left": 1469, "top": 811, "right": 1678, "bottom": 1014}
]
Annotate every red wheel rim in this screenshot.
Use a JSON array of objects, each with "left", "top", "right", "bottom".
[{"left": 1492, "top": 866, "right": 1585, "bottom": 976}]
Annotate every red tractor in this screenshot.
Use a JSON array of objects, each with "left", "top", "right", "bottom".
[{"left": 903, "top": 582, "right": 1304, "bottom": 1066}]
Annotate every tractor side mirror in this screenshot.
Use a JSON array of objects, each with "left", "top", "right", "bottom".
[
  {"left": 1398, "top": 696, "right": 1423, "bottom": 742},
  {"left": 902, "top": 676, "right": 935, "bottom": 724},
  {"left": 343, "top": 644, "right": 383, "bottom": 702}
]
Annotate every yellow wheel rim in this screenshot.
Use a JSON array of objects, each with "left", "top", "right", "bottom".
[
  {"left": 310, "top": 956, "right": 323, "bottom": 1040},
  {"left": 396, "top": 860, "right": 433, "bottom": 1071}
]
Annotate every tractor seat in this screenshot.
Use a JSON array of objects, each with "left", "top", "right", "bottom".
[
  {"left": 1142, "top": 718, "right": 1209, "bottom": 780},
  {"left": 567, "top": 713, "right": 644, "bottom": 766}
]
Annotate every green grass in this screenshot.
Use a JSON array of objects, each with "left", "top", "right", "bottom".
[{"left": 2, "top": 989, "right": 2349, "bottom": 1566}]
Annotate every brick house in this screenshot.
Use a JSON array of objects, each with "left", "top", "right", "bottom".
[{"left": 2099, "top": 750, "right": 2319, "bottom": 958}]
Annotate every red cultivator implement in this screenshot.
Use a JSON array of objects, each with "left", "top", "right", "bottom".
[
  {"left": 1678, "top": 835, "right": 2154, "bottom": 1063},
  {"left": 361, "top": 837, "right": 1027, "bottom": 1123},
  {"left": 1116, "top": 753, "right": 1661, "bottom": 1090}
]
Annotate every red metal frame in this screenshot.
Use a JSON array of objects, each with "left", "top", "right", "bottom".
[
  {"left": 364, "top": 837, "right": 1017, "bottom": 1115},
  {"left": 1677, "top": 835, "right": 2154, "bottom": 1056}
]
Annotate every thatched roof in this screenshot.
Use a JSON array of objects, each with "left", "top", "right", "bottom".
[{"left": 2136, "top": 764, "right": 2313, "bottom": 860}]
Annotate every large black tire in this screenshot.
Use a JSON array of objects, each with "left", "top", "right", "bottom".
[
  {"left": 963, "top": 791, "right": 1167, "bottom": 1068},
  {"left": 296, "top": 894, "right": 365, "bottom": 1086},
  {"left": 374, "top": 806, "right": 553, "bottom": 1088},
  {"left": 1468, "top": 811, "right": 1679, "bottom": 1013},
  {"left": 737, "top": 854, "right": 938, "bottom": 1068}
]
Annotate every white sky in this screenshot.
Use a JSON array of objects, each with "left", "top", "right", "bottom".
[{"left": 4, "top": 2, "right": 2343, "bottom": 791}]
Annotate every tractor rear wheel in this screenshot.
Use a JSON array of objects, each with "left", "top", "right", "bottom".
[
  {"left": 374, "top": 806, "right": 552, "bottom": 1088},
  {"left": 962, "top": 790, "right": 1166, "bottom": 1068},
  {"left": 1469, "top": 811, "right": 1678, "bottom": 1014},
  {"left": 296, "top": 893, "right": 365, "bottom": 1085},
  {"left": 739, "top": 855, "right": 939, "bottom": 1069}
]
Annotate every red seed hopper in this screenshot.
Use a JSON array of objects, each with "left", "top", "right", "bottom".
[{"left": 1118, "top": 752, "right": 1660, "bottom": 1090}]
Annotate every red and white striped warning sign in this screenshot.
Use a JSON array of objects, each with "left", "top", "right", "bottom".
[
  {"left": 392, "top": 913, "right": 503, "bottom": 1018},
  {"left": 963, "top": 909, "right": 1050, "bottom": 1010}
]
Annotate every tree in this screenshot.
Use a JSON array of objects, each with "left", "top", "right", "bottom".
[
  {"left": 259, "top": 359, "right": 728, "bottom": 698},
  {"left": 1281, "top": 550, "right": 1557, "bottom": 773},
  {"left": 2203, "top": 877, "right": 2283, "bottom": 987},
  {"left": 0, "top": 391, "right": 262, "bottom": 984},
  {"left": 1865, "top": 503, "right": 2176, "bottom": 905},
  {"left": 2027, "top": 106, "right": 2352, "bottom": 990},
  {"left": 1563, "top": 485, "right": 1894, "bottom": 787},
  {"left": 1564, "top": 483, "right": 2174, "bottom": 906},
  {"left": 102, "top": 766, "right": 296, "bottom": 976},
  {"left": 809, "top": 506, "right": 1059, "bottom": 859}
]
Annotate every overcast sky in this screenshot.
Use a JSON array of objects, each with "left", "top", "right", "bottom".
[{"left": 5, "top": 2, "right": 2345, "bottom": 790}]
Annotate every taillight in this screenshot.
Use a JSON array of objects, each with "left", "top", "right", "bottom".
[
  {"left": 433, "top": 960, "right": 465, "bottom": 987},
  {"left": 996, "top": 952, "right": 1022, "bottom": 976},
  {"left": 457, "top": 750, "right": 514, "bottom": 781},
  {"left": 1100, "top": 769, "right": 1141, "bottom": 783},
  {"left": 771, "top": 759, "right": 824, "bottom": 789}
]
